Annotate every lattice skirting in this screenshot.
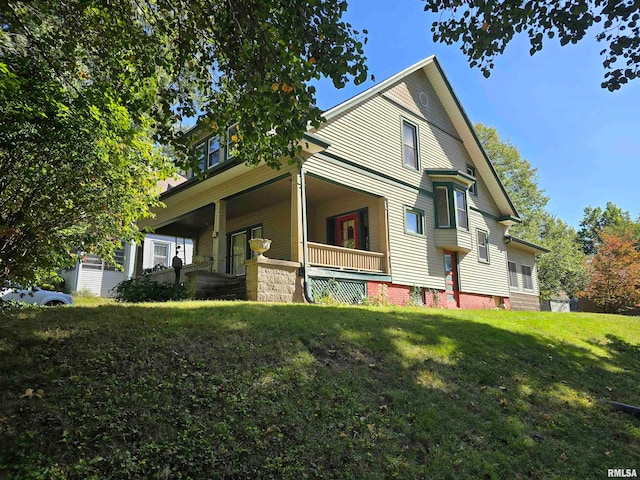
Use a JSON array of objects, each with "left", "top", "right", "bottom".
[{"left": 310, "top": 277, "right": 367, "bottom": 305}]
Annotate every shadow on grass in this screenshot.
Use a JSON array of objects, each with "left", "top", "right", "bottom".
[{"left": 1, "top": 303, "right": 639, "bottom": 479}]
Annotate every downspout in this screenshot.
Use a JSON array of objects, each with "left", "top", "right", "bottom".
[{"left": 300, "top": 167, "right": 314, "bottom": 303}]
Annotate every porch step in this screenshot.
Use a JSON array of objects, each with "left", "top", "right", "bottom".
[{"left": 187, "top": 271, "right": 246, "bottom": 300}]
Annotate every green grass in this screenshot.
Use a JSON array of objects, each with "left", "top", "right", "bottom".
[{"left": 1, "top": 302, "right": 639, "bottom": 479}]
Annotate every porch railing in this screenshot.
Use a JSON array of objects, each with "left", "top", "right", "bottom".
[{"left": 307, "top": 242, "right": 385, "bottom": 273}]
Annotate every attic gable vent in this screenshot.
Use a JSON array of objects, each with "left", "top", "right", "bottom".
[{"left": 419, "top": 91, "right": 429, "bottom": 107}]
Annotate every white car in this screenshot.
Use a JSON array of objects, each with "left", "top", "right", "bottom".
[{"left": 0, "top": 286, "right": 74, "bottom": 306}]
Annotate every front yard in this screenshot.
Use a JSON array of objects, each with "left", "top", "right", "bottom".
[{"left": 1, "top": 302, "right": 638, "bottom": 478}]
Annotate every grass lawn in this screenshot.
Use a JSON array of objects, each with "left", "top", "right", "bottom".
[{"left": 1, "top": 302, "right": 639, "bottom": 479}]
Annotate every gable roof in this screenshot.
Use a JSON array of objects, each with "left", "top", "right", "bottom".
[{"left": 322, "top": 56, "right": 520, "bottom": 220}]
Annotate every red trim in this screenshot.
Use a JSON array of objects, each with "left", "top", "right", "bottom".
[
  {"left": 336, "top": 213, "right": 359, "bottom": 249},
  {"left": 443, "top": 250, "right": 460, "bottom": 308}
]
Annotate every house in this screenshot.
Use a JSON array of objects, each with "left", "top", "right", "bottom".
[
  {"left": 62, "top": 233, "right": 193, "bottom": 297},
  {"left": 136, "top": 56, "right": 546, "bottom": 309}
]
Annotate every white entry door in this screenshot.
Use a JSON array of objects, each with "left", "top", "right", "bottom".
[{"left": 230, "top": 232, "right": 247, "bottom": 275}]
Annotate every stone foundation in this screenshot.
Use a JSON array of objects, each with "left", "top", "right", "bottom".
[
  {"left": 509, "top": 292, "right": 541, "bottom": 311},
  {"left": 245, "top": 257, "right": 304, "bottom": 303}
]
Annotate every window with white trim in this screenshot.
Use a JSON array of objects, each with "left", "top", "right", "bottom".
[
  {"left": 521, "top": 265, "right": 533, "bottom": 290},
  {"left": 467, "top": 165, "right": 477, "bottom": 195},
  {"left": 477, "top": 230, "right": 489, "bottom": 263},
  {"left": 152, "top": 243, "right": 170, "bottom": 267},
  {"left": 435, "top": 186, "right": 450, "bottom": 228},
  {"left": 402, "top": 120, "right": 418, "bottom": 170},
  {"left": 455, "top": 189, "right": 468, "bottom": 230},
  {"left": 208, "top": 136, "right": 220, "bottom": 168},
  {"left": 508, "top": 261, "right": 518, "bottom": 288},
  {"left": 404, "top": 207, "right": 424, "bottom": 236}
]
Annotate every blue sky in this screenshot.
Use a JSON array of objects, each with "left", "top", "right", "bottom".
[{"left": 313, "top": 0, "right": 640, "bottom": 228}]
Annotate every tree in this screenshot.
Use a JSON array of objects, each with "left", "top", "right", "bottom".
[
  {"left": 577, "top": 202, "right": 637, "bottom": 254},
  {"left": 424, "top": 0, "right": 640, "bottom": 91},
  {"left": 581, "top": 227, "right": 640, "bottom": 313},
  {"left": 475, "top": 123, "right": 548, "bottom": 240},
  {"left": 475, "top": 123, "right": 588, "bottom": 300},
  {"left": 536, "top": 216, "right": 589, "bottom": 299},
  {"left": 0, "top": 55, "right": 173, "bottom": 284},
  {"left": 1, "top": 1, "right": 369, "bottom": 285}
]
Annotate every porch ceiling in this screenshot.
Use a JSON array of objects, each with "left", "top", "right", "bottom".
[
  {"left": 226, "top": 176, "right": 363, "bottom": 218},
  {"left": 155, "top": 203, "right": 216, "bottom": 236}
]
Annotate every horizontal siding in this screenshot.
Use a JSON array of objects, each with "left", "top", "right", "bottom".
[
  {"left": 226, "top": 201, "right": 291, "bottom": 261},
  {"left": 382, "top": 70, "right": 457, "bottom": 138},
  {"left": 77, "top": 268, "right": 126, "bottom": 297},
  {"left": 507, "top": 248, "right": 540, "bottom": 296},
  {"left": 305, "top": 157, "right": 444, "bottom": 289},
  {"left": 309, "top": 191, "right": 381, "bottom": 253},
  {"left": 316, "top": 78, "right": 501, "bottom": 217},
  {"left": 457, "top": 211, "right": 510, "bottom": 297}
]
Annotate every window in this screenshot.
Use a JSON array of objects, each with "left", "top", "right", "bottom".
[
  {"left": 250, "top": 226, "right": 263, "bottom": 258},
  {"left": 477, "top": 230, "right": 489, "bottom": 263},
  {"left": 404, "top": 207, "right": 424, "bottom": 236},
  {"left": 82, "top": 254, "right": 103, "bottom": 269},
  {"left": 195, "top": 141, "right": 206, "bottom": 173},
  {"left": 467, "top": 165, "right": 477, "bottom": 195},
  {"left": 227, "top": 124, "right": 239, "bottom": 160},
  {"left": 521, "top": 265, "right": 533, "bottom": 290},
  {"left": 105, "top": 249, "right": 126, "bottom": 271},
  {"left": 153, "top": 243, "right": 170, "bottom": 267},
  {"left": 508, "top": 261, "right": 518, "bottom": 288},
  {"left": 208, "top": 137, "right": 220, "bottom": 168},
  {"left": 402, "top": 120, "right": 418, "bottom": 170},
  {"left": 435, "top": 186, "right": 450, "bottom": 228},
  {"left": 455, "top": 189, "right": 468, "bottom": 230}
]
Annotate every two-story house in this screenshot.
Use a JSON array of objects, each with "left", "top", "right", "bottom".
[{"left": 137, "top": 56, "right": 547, "bottom": 309}]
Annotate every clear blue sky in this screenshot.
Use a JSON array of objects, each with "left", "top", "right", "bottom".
[{"left": 313, "top": 0, "right": 640, "bottom": 228}]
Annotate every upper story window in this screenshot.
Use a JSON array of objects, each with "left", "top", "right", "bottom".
[
  {"left": 434, "top": 184, "right": 469, "bottom": 231},
  {"left": 208, "top": 137, "right": 220, "bottom": 168},
  {"left": 467, "top": 165, "right": 477, "bottom": 195},
  {"left": 227, "top": 124, "right": 239, "bottom": 160},
  {"left": 508, "top": 261, "right": 518, "bottom": 288},
  {"left": 521, "top": 265, "right": 534, "bottom": 290},
  {"left": 435, "top": 186, "right": 451, "bottom": 228},
  {"left": 195, "top": 141, "right": 207, "bottom": 172},
  {"left": 402, "top": 120, "right": 419, "bottom": 170},
  {"left": 477, "top": 229, "right": 489, "bottom": 263},
  {"left": 456, "top": 189, "right": 468, "bottom": 230},
  {"left": 404, "top": 207, "right": 425, "bottom": 236}
]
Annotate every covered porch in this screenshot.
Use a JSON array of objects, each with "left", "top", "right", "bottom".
[{"left": 139, "top": 169, "right": 390, "bottom": 299}]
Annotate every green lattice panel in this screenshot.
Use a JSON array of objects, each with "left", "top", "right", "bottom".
[{"left": 311, "top": 278, "right": 366, "bottom": 305}]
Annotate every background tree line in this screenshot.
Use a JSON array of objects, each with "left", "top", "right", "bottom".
[{"left": 477, "top": 123, "right": 640, "bottom": 313}]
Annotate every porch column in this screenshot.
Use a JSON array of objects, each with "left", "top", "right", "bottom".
[
  {"left": 213, "top": 200, "right": 227, "bottom": 273},
  {"left": 379, "top": 197, "right": 391, "bottom": 274},
  {"left": 290, "top": 170, "right": 303, "bottom": 263}
]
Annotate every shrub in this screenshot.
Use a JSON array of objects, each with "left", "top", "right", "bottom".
[{"left": 114, "top": 275, "right": 187, "bottom": 303}]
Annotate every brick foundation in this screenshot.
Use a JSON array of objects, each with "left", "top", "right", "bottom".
[{"left": 367, "top": 281, "right": 510, "bottom": 310}]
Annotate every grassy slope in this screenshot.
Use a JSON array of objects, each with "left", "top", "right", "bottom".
[{"left": 0, "top": 302, "right": 639, "bottom": 479}]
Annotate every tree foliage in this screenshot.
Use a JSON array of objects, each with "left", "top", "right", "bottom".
[
  {"left": 581, "top": 227, "right": 640, "bottom": 313},
  {"left": 475, "top": 123, "right": 588, "bottom": 300},
  {"left": 424, "top": 0, "right": 640, "bottom": 91},
  {"left": 1, "top": 0, "right": 369, "bottom": 284},
  {"left": 577, "top": 201, "right": 638, "bottom": 254},
  {"left": 0, "top": 55, "right": 172, "bottom": 284}
]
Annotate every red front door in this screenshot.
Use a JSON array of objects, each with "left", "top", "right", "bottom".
[
  {"left": 443, "top": 250, "right": 460, "bottom": 308},
  {"left": 336, "top": 213, "right": 358, "bottom": 249}
]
